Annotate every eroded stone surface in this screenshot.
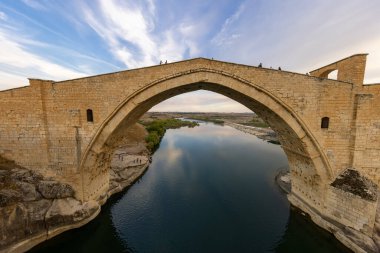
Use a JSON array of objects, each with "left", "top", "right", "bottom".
[
  {"left": 374, "top": 197, "right": 380, "bottom": 250},
  {"left": 24, "top": 199, "right": 52, "bottom": 230},
  {"left": 45, "top": 198, "right": 99, "bottom": 230},
  {"left": 331, "top": 169, "right": 378, "bottom": 201},
  {"left": 0, "top": 189, "right": 22, "bottom": 207},
  {"left": 10, "top": 168, "right": 43, "bottom": 184},
  {"left": 0, "top": 158, "right": 97, "bottom": 252},
  {"left": 37, "top": 181, "right": 75, "bottom": 199},
  {"left": 108, "top": 123, "right": 150, "bottom": 196},
  {"left": 0, "top": 203, "right": 29, "bottom": 249},
  {"left": 17, "top": 182, "right": 41, "bottom": 202}
]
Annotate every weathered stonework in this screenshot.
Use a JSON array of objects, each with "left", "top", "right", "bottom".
[{"left": 0, "top": 54, "right": 379, "bottom": 252}]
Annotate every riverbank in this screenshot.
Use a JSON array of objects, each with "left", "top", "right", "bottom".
[
  {"left": 3, "top": 117, "right": 376, "bottom": 252},
  {"left": 141, "top": 118, "right": 199, "bottom": 151},
  {"left": 225, "top": 122, "right": 280, "bottom": 144},
  {"left": 0, "top": 157, "right": 101, "bottom": 253},
  {"left": 274, "top": 168, "right": 379, "bottom": 253},
  {"left": 33, "top": 118, "right": 356, "bottom": 253},
  {"left": 275, "top": 167, "right": 291, "bottom": 194},
  {"left": 0, "top": 119, "right": 201, "bottom": 252},
  {"left": 0, "top": 124, "right": 150, "bottom": 253}
]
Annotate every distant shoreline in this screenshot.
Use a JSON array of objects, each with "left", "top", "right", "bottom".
[{"left": 225, "top": 122, "right": 280, "bottom": 144}]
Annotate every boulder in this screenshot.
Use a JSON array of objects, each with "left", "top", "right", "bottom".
[
  {"left": 24, "top": 199, "right": 52, "bottom": 234},
  {"left": 10, "top": 168, "right": 43, "bottom": 184},
  {"left": 0, "top": 189, "right": 22, "bottom": 207},
  {"left": 37, "top": 180, "right": 75, "bottom": 199},
  {"left": 45, "top": 198, "right": 99, "bottom": 230},
  {"left": 0, "top": 169, "right": 10, "bottom": 182},
  {"left": 16, "top": 181, "right": 41, "bottom": 202},
  {"left": 0, "top": 200, "right": 52, "bottom": 250},
  {"left": 0, "top": 203, "right": 28, "bottom": 249},
  {"left": 374, "top": 201, "right": 380, "bottom": 250}
]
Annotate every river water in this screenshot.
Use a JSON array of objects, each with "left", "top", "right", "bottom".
[{"left": 31, "top": 122, "right": 350, "bottom": 253}]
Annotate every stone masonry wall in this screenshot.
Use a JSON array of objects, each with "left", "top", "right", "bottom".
[
  {"left": 326, "top": 186, "right": 377, "bottom": 236},
  {"left": 0, "top": 55, "right": 378, "bottom": 252},
  {"left": 353, "top": 84, "right": 380, "bottom": 186},
  {"left": 0, "top": 56, "right": 377, "bottom": 199},
  {"left": 0, "top": 83, "right": 49, "bottom": 171},
  {"left": 0, "top": 57, "right": 375, "bottom": 189}
]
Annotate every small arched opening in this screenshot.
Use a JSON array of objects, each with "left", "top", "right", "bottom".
[
  {"left": 321, "top": 117, "right": 329, "bottom": 129},
  {"left": 327, "top": 70, "right": 338, "bottom": 80},
  {"left": 87, "top": 109, "right": 94, "bottom": 122}
]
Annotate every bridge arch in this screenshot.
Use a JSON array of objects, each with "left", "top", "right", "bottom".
[{"left": 79, "top": 69, "right": 332, "bottom": 206}]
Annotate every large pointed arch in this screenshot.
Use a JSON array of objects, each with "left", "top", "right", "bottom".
[{"left": 79, "top": 69, "right": 333, "bottom": 203}]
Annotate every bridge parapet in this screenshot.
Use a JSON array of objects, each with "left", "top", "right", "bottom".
[{"left": 310, "top": 54, "right": 367, "bottom": 86}]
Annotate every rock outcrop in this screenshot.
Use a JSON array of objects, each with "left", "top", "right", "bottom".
[
  {"left": 0, "top": 161, "right": 100, "bottom": 253},
  {"left": 375, "top": 198, "right": 380, "bottom": 250},
  {"left": 107, "top": 124, "right": 151, "bottom": 197},
  {"left": 45, "top": 198, "right": 99, "bottom": 232},
  {"left": 0, "top": 123, "right": 149, "bottom": 252},
  {"left": 37, "top": 180, "right": 75, "bottom": 199}
]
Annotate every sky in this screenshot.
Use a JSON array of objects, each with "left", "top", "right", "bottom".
[{"left": 0, "top": 0, "right": 379, "bottom": 112}]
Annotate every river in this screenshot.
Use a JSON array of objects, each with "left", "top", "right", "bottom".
[{"left": 31, "top": 121, "right": 350, "bottom": 253}]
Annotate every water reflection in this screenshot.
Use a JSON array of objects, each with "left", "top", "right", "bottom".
[
  {"left": 160, "top": 136, "right": 183, "bottom": 168},
  {"left": 31, "top": 122, "right": 349, "bottom": 253},
  {"left": 275, "top": 207, "right": 351, "bottom": 253}
]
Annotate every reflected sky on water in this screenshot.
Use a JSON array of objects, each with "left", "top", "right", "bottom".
[{"left": 31, "top": 122, "right": 350, "bottom": 253}]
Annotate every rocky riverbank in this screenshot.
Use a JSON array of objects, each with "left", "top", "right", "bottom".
[
  {"left": 274, "top": 168, "right": 380, "bottom": 253},
  {"left": 275, "top": 167, "right": 291, "bottom": 194},
  {"left": 225, "top": 122, "right": 280, "bottom": 144},
  {"left": 0, "top": 118, "right": 201, "bottom": 252},
  {"left": 108, "top": 145, "right": 151, "bottom": 197},
  {"left": 0, "top": 157, "right": 100, "bottom": 253},
  {"left": 0, "top": 123, "right": 151, "bottom": 253}
]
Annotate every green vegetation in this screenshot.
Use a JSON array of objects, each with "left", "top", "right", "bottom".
[
  {"left": 186, "top": 116, "right": 224, "bottom": 125},
  {"left": 240, "top": 117, "right": 269, "bottom": 128},
  {"left": 142, "top": 119, "right": 199, "bottom": 151}
]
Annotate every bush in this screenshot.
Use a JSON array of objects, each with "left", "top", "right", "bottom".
[{"left": 142, "top": 118, "right": 198, "bottom": 151}]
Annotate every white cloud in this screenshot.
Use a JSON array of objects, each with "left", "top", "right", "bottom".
[
  {"left": 1, "top": 0, "right": 379, "bottom": 113},
  {"left": 80, "top": 0, "right": 200, "bottom": 68},
  {"left": 0, "top": 11, "right": 7, "bottom": 21},
  {"left": 178, "top": 22, "right": 208, "bottom": 57},
  {"left": 158, "top": 30, "right": 187, "bottom": 62},
  {"left": 209, "top": 0, "right": 380, "bottom": 84},
  {"left": 82, "top": 0, "right": 159, "bottom": 68},
  {"left": 1, "top": 3, "right": 72, "bottom": 42},
  {"left": 150, "top": 90, "right": 251, "bottom": 113},
  {"left": 21, "top": 0, "right": 47, "bottom": 11},
  {"left": 0, "top": 70, "right": 29, "bottom": 90},
  {"left": 163, "top": 137, "right": 183, "bottom": 168},
  {"left": 211, "top": 3, "right": 245, "bottom": 46},
  {"left": 0, "top": 28, "right": 87, "bottom": 90}
]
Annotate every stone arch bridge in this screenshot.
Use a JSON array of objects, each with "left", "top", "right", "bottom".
[{"left": 1, "top": 54, "right": 379, "bottom": 251}]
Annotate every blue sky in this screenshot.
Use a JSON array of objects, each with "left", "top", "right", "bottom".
[{"left": 0, "top": 0, "right": 379, "bottom": 112}]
